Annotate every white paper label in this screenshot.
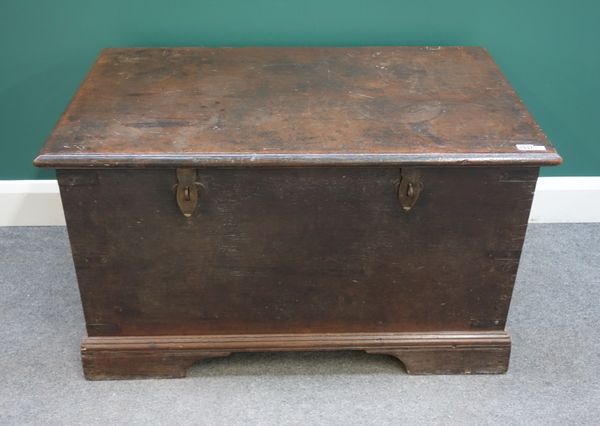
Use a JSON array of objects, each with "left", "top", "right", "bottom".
[{"left": 516, "top": 144, "right": 547, "bottom": 151}]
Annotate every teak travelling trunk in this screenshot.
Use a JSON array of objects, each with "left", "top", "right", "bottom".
[{"left": 35, "top": 47, "right": 561, "bottom": 380}]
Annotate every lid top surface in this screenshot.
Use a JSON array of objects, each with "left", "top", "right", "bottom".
[{"left": 35, "top": 47, "right": 560, "bottom": 167}]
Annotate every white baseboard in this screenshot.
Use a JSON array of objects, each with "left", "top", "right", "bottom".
[
  {"left": 1, "top": 177, "right": 599, "bottom": 226},
  {"left": 528, "top": 177, "right": 600, "bottom": 223},
  {"left": 0, "top": 180, "right": 66, "bottom": 226}
]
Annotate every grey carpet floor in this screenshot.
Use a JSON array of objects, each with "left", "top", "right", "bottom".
[{"left": 0, "top": 224, "right": 599, "bottom": 426}]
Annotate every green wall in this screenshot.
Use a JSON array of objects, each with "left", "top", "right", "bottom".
[{"left": 2, "top": 0, "right": 598, "bottom": 179}]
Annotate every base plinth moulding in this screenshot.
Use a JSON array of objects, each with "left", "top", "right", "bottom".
[{"left": 81, "top": 331, "right": 511, "bottom": 380}]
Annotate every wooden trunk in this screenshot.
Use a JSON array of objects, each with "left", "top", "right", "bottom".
[{"left": 35, "top": 47, "right": 561, "bottom": 379}]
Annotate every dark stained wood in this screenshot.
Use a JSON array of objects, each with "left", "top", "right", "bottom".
[
  {"left": 58, "top": 167, "right": 537, "bottom": 337},
  {"left": 35, "top": 47, "right": 561, "bottom": 379},
  {"left": 34, "top": 47, "right": 561, "bottom": 168},
  {"left": 81, "top": 332, "right": 510, "bottom": 379}
]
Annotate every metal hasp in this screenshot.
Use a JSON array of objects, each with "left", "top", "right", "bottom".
[
  {"left": 397, "top": 168, "right": 423, "bottom": 212},
  {"left": 176, "top": 168, "right": 201, "bottom": 217}
]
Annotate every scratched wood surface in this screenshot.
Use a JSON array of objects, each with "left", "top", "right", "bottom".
[
  {"left": 36, "top": 47, "right": 561, "bottom": 378},
  {"left": 35, "top": 47, "right": 561, "bottom": 168},
  {"left": 58, "top": 166, "right": 537, "bottom": 337}
]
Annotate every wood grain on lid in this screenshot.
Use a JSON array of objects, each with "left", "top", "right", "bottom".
[{"left": 35, "top": 47, "right": 561, "bottom": 168}]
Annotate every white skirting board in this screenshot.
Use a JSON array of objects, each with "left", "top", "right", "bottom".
[
  {"left": 528, "top": 177, "right": 600, "bottom": 223},
  {"left": 0, "top": 177, "right": 599, "bottom": 226},
  {"left": 0, "top": 180, "right": 66, "bottom": 226}
]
